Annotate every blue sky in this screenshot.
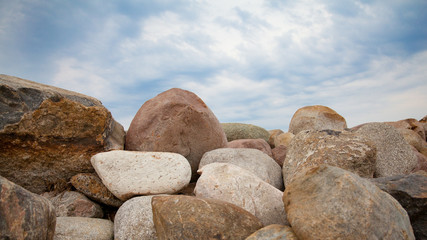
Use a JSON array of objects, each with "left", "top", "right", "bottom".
[{"left": 1, "top": 0, "right": 426, "bottom": 131}]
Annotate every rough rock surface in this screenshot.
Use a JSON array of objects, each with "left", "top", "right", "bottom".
[
  {"left": 222, "top": 123, "right": 270, "bottom": 142},
  {"left": 386, "top": 118, "right": 426, "bottom": 141},
  {"left": 396, "top": 128, "right": 427, "bottom": 154},
  {"left": 273, "top": 132, "right": 294, "bottom": 148},
  {"left": 125, "top": 88, "right": 227, "bottom": 179},
  {"left": 0, "top": 74, "right": 125, "bottom": 194},
  {"left": 151, "top": 195, "right": 263, "bottom": 240},
  {"left": 48, "top": 191, "right": 103, "bottom": 218},
  {"left": 268, "top": 129, "right": 284, "bottom": 148},
  {"left": 70, "top": 173, "right": 123, "bottom": 207},
  {"left": 54, "top": 217, "right": 114, "bottom": 240},
  {"left": 283, "top": 165, "right": 415, "bottom": 240},
  {"left": 227, "top": 138, "right": 273, "bottom": 157},
  {"left": 355, "top": 122, "right": 418, "bottom": 177},
  {"left": 114, "top": 195, "right": 160, "bottom": 240},
  {"left": 199, "top": 148, "right": 283, "bottom": 190},
  {"left": 195, "top": 163, "right": 288, "bottom": 226},
  {"left": 272, "top": 145, "right": 287, "bottom": 167},
  {"left": 288, "top": 105, "right": 347, "bottom": 135},
  {"left": 91, "top": 150, "right": 191, "bottom": 201},
  {"left": 0, "top": 176, "right": 56, "bottom": 240},
  {"left": 245, "top": 224, "right": 298, "bottom": 240},
  {"left": 283, "top": 130, "right": 376, "bottom": 186}
]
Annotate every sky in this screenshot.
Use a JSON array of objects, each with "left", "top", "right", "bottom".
[{"left": 1, "top": 0, "right": 426, "bottom": 131}]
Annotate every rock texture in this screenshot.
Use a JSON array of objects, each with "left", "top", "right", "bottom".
[
  {"left": 0, "top": 74, "right": 125, "bottom": 193},
  {"left": 227, "top": 138, "right": 273, "bottom": 157},
  {"left": 195, "top": 163, "right": 288, "bottom": 226},
  {"left": 245, "top": 224, "right": 298, "bottom": 240},
  {"left": 70, "top": 173, "right": 123, "bottom": 207},
  {"left": 0, "top": 175, "right": 56, "bottom": 240},
  {"left": 54, "top": 217, "right": 114, "bottom": 240},
  {"left": 273, "top": 132, "right": 294, "bottom": 148},
  {"left": 199, "top": 148, "right": 283, "bottom": 190},
  {"left": 125, "top": 88, "right": 227, "bottom": 179},
  {"left": 48, "top": 191, "right": 103, "bottom": 218},
  {"left": 386, "top": 118, "right": 426, "bottom": 141},
  {"left": 283, "top": 165, "right": 415, "bottom": 240},
  {"left": 288, "top": 105, "right": 347, "bottom": 135},
  {"left": 222, "top": 123, "right": 270, "bottom": 142},
  {"left": 151, "top": 195, "right": 263, "bottom": 240},
  {"left": 91, "top": 150, "right": 191, "bottom": 201},
  {"left": 268, "top": 129, "right": 284, "bottom": 148},
  {"left": 272, "top": 145, "right": 287, "bottom": 167},
  {"left": 282, "top": 130, "right": 376, "bottom": 186},
  {"left": 355, "top": 122, "right": 418, "bottom": 177}
]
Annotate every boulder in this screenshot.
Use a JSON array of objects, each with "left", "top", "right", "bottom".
[
  {"left": 245, "top": 224, "right": 298, "bottom": 240},
  {"left": 0, "top": 74, "right": 125, "bottom": 194},
  {"left": 54, "top": 217, "right": 113, "bottom": 240},
  {"left": 288, "top": 105, "right": 347, "bottom": 135},
  {"left": 114, "top": 195, "right": 161, "bottom": 240},
  {"left": 227, "top": 138, "right": 273, "bottom": 157},
  {"left": 370, "top": 173, "right": 427, "bottom": 239},
  {"left": 268, "top": 129, "right": 284, "bottom": 148},
  {"left": 272, "top": 145, "right": 287, "bottom": 167},
  {"left": 420, "top": 115, "right": 427, "bottom": 141},
  {"left": 412, "top": 146, "right": 427, "bottom": 172},
  {"left": 222, "top": 123, "right": 270, "bottom": 142},
  {"left": 151, "top": 195, "right": 263, "bottom": 240},
  {"left": 396, "top": 128, "right": 427, "bottom": 153},
  {"left": 199, "top": 148, "right": 283, "bottom": 190},
  {"left": 48, "top": 191, "right": 103, "bottom": 218},
  {"left": 355, "top": 122, "right": 418, "bottom": 177},
  {"left": 0, "top": 176, "right": 56, "bottom": 240},
  {"left": 91, "top": 150, "right": 191, "bottom": 201},
  {"left": 283, "top": 165, "right": 415, "bottom": 240},
  {"left": 125, "top": 88, "right": 227, "bottom": 180},
  {"left": 195, "top": 163, "right": 288, "bottom": 226},
  {"left": 386, "top": 118, "right": 426, "bottom": 142},
  {"left": 283, "top": 130, "right": 376, "bottom": 186},
  {"left": 70, "top": 173, "right": 123, "bottom": 207},
  {"left": 273, "top": 132, "right": 294, "bottom": 148}
]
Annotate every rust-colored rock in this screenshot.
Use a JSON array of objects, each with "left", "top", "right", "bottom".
[
  {"left": 386, "top": 118, "right": 426, "bottom": 142},
  {"left": 272, "top": 145, "right": 287, "bottom": 167},
  {"left": 151, "top": 195, "right": 263, "bottom": 240},
  {"left": 273, "top": 132, "right": 294, "bottom": 148},
  {"left": 245, "top": 224, "right": 298, "bottom": 240},
  {"left": 268, "top": 129, "right": 284, "bottom": 148},
  {"left": 125, "top": 88, "right": 227, "bottom": 179},
  {"left": 47, "top": 191, "right": 103, "bottom": 218},
  {"left": 0, "top": 74, "right": 125, "bottom": 194},
  {"left": 227, "top": 138, "right": 273, "bottom": 157},
  {"left": 0, "top": 176, "right": 56, "bottom": 240}
]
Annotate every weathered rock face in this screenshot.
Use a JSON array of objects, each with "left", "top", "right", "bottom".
[
  {"left": 272, "top": 145, "right": 287, "bottom": 167},
  {"left": 273, "top": 132, "right": 294, "bottom": 148},
  {"left": 0, "top": 176, "right": 56, "bottom": 240},
  {"left": 91, "top": 150, "right": 191, "bottom": 201},
  {"left": 222, "top": 123, "right": 270, "bottom": 142},
  {"left": 151, "top": 195, "right": 263, "bottom": 240},
  {"left": 125, "top": 88, "right": 227, "bottom": 180},
  {"left": 115, "top": 195, "right": 160, "bottom": 240},
  {"left": 195, "top": 163, "right": 288, "bottom": 226},
  {"left": 396, "top": 128, "right": 427, "bottom": 154},
  {"left": 48, "top": 191, "right": 103, "bottom": 218},
  {"left": 282, "top": 130, "right": 376, "bottom": 186},
  {"left": 0, "top": 74, "right": 125, "bottom": 194},
  {"left": 355, "top": 122, "right": 418, "bottom": 177},
  {"left": 268, "top": 129, "right": 284, "bottom": 148},
  {"left": 245, "top": 224, "right": 298, "bottom": 240},
  {"left": 386, "top": 118, "right": 426, "bottom": 142},
  {"left": 199, "top": 148, "right": 283, "bottom": 190},
  {"left": 283, "top": 165, "right": 415, "bottom": 240},
  {"left": 54, "top": 217, "right": 114, "bottom": 240},
  {"left": 288, "top": 105, "right": 347, "bottom": 135},
  {"left": 227, "top": 138, "right": 273, "bottom": 157}
]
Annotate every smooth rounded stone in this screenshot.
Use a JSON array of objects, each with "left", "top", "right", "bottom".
[
  {"left": 245, "top": 224, "right": 298, "bottom": 240},
  {"left": 283, "top": 165, "right": 415, "bottom": 240},
  {"left": 0, "top": 74, "right": 125, "bottom": 194},
  {"left": 273, "top": 132, "right": 294, "bottom": 148},
  {"left": 151, "top": 195, "right": 263, "bottom": 240},
  {"left": 0, "top": 176, "right": 56, "bottom": 240},
  {"left": 70, "top": 173, "right": 123, "bottom": 207},
  {"left": 54, "top": 217, "right": 113, "bottom": 240},
  {"left": 115, "top": 195, "right": 163, "bottom": 240},
  {"left": 227, "top": 138, "right": 273, "bottom": 157},
  {"left": 48, "top": 191, "right": 103, "bottom": 218},
  {"left": 355, "top": 122, "right": 418, "bottom": 177},
  {"left": 195, "top": 163, "right": 288, "bottom": 226},
  {"left": 222, "top": 123, "right": 270, "bottom": 142},
  {"left": 91, "top": 150, "right": 191, "bottom": 201},
  {"left": 272, "top": 145, "right": 287, "bottom": 167},
  {"left": 288, "top": 105, "right": 347, "bottom": 135},
  {"left": 268, "top": 129, "right": 284, "bottom": 148},
  {"left": 199, "top": 148, "right": 283, "bottom": 190},
  {"left": 125, "top": 88, "right": 227, "bottom": 180},
  {"left": 282, "top": 130, "right": 376, "bottom": 186}
]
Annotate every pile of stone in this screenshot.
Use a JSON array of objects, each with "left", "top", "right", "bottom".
[{"left": 0, "top": 74, "right": 426, "bottom": 240}]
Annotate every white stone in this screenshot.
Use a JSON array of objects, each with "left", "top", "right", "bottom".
[
  {"left": 195, "top": 162, "right": 288, "bottom": 226},
  {"left": 198, "top": 148, "right": 283, "bottom": 190},
  {"left": 91, "top": 150, "right": 191, "bottom": 201},
  {"left": 54, "top": 217, "right": 113, "bottom": 240}
]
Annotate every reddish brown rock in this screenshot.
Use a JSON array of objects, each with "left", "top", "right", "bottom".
[
  {"left": 125, "top": 88, "right": 227, "bottom": 179},
  {"left": 151, "top": 195, "right": 263, "bottom": 240},
  {"left": 47, "top": 191, "right": 103, "bottom": 218},
  {"left": 272, "top": 145, "right": 287, "bottom": 167},
  {"left": 273, "top": 132, "right": 294, "bottom": 148},
  {"left": 227, "top": 138, "right": 273, "bottom": 157},
  {"left": 245, "top": 224, "right": 298, "bottom": 240},
  {"left": 412, "top": 146, "right": 427, "bottom": 172},
  {"left": 0, "top": 74, "right": 125, "bottom": 194},
  {"left": 0, "top": 176, "right": 56, "bottom": 240},
  {"left": 288, "top": 105, "right": 347, "bottom": 135},
  {"left": 386, "top": 118, "right": 426, "bottom": 142},
  {"left": 268, "top": 129, "right": 284, "bottom": 148},
  {"left": 70, "top": 173, "right": 123, "bottom": 207}
]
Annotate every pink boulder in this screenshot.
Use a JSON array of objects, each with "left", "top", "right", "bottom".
[{"left": 227, "top": 138, "right": 273, "bottom": 157}]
